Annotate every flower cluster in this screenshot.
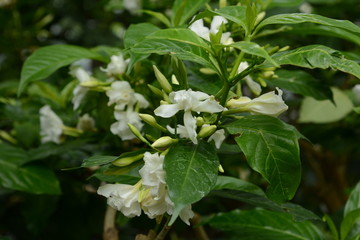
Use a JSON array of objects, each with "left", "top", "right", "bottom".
[{"left": 97, "top": 152, "right": 194, "bottom": 224}]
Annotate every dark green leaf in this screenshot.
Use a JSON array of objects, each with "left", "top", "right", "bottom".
[
  {"left": 0, "top": 143, "right": 30, "bottom": 166},
  {"left": 230, "top": 41, "right": 279, "bottom": 67},
  {"left": 268, "top": 69, "right": 333, "bottom": 100},
  {"left": 92, "top": 165, "right": 141, "bottom": 185},
  {"left": 223, "top": 115, "right": 301, "bottom": 202},
  {"left": 209, "top": 208, "right": 324, "bottom": 240},
  {"left": 164, "top": 141, "right": 219, "bottom": 225},
  {"left": 18, "top": 45, "right": 105, "bottom": 95},
  {"left": 269, "top": 45, "right": 360, "bottom": 79},
  {"left": 141, "top": 10, "right": 171, "bottom": 27},
  {"left": 172, "top": 0, "right": 209, "bottom": 26},
  {"left": 131, "top": 28, "right": 218, "bottom": 72},
  {"left": 81, "top": 155, "right": 118, "bottom": 168},
  {"left": 256, "top": 13, "right": 360, "bottom": 35},
  {"left": 213, "top": 176, "right": 265, "bottom": 196},
  {"left": 341, "top": 209, "right": 360, "bottom": 240},
  {"left": 124, "top": 23, "right": 160, "bottom": 48},
  {"left": 212, "top": 189, "right": 320, "bottom": 221}
]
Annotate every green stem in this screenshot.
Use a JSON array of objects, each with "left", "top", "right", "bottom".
[{"left": 229, "top": 51, "right": 245, "bottom": 78}]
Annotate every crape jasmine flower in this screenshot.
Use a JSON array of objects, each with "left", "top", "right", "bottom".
[
  {"left": 39, "top": 105, "right": 64, "bottom": 144},
  {"left": 110, "top": 107, "right": 144, "bottom": 140},
  {"left": 227, "top": 88, "right": 288, "bottom": 117},
  {"left": 70, "top": 66, "right": 92, "bottom": 110},
  {"left": 101, "top": 54, "right": 130, "bottom": 76},
  {"left": 237, "top": 61, "right": 262, "bottom": 96},
  {"left": 154, "top": 89, "right": 224, "bottom": 144}
]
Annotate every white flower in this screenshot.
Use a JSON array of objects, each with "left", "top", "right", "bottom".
[
  {"left": 179, "top": 204, "right": 195, "bottom": 226},
  {"left": 123, "top": 0, "right": 142, "bottom": 14},
  {"left": 189, "top": 16, "right": 233, "bottom": 45},
  {"left": 352, "top": 84, "right": 360, "bottom": 102},
  {"left": 208, "top": 129, "right": 226, "bottom": 149},
  {"left": 70, "top": 66, "right": 92, "bottom": 110},
  {"left": 106, "top": 81, "right": 149, "bottom": 110},
  {"left": 97, "top": 183, "right": 141, "bottom": 217},
  {"left": 39, "top": 105, "right": 64, "bottom": 144},
  {"left": 111, "top": 107, "right": 144, "bottom": 140},
  {"left": 227, "top": 88, "right": 288, "bottom": 117},
  {"left": 141, "top": 184, "right": 174, "bottom": 219},
  {"left": 166, "top": 124, "right": 190, "bottom": 139},
  {"left": 237, "top": 61, "right": 261, "bottom": 96},
  {"left": 139, "top": 152, "right": 166, "bottom": 196},
  {"left": 154, "top": 89, "right": 224, "bottom": 144},
  {"left": 76, "top": 113, "right": 95, "bottom": 131},
  {"left": 101, "top": 54, "right": 130, "bottom": 76}
]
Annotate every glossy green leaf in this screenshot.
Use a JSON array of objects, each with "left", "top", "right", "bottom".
[
  {"left": 299, "top": 88, "right": 354, "bottom": 123},
  {"left": 124, "top": 23, "right": 160, "bottom": 48},
  {"left": 341, "top": 209, "right": 360, "bottom": 240},
  {"left": 210, "top": 6, "right": 248, "bottom": 34},
  {"left": 268, "top": 69, "right": 333, "bottom": 100},
  {"left": 230, "top": 41, "right": 279, "bottom": 67},
  {"left": 172, "top": 0, "right": 209, "bottom": 26},
  {"left": 209, "top": 208, "right": 324, "bottom": 240},
  {"left": 81, "top": 155, "right": 118, "bottom": 168},
  {"left": 131, "top": 28, "right": 218, "bottom": 72},
  {"left": 224, "top": 115, "right": 301, "bottom": 202},
  {"left": 164, "top": 141, "right": 219, "bottom": 225},
  {"left": 213, "top": 176, "right": 265, "bottom": 196},
  {"left": 212, "top": 189, "right": 320, "bottom": 221},
  {"left": 141, "top": 10, "right": 171, "bottom": 27},
  {"left": 256, "top": 13, "right": 360, "bottom": 35},
  {"left": 18, "top": 45, "right": 105, "bottom": 95},
  {"left": 0, "top": 160, "right": 61, "bottom": 195},
  {"left": 0, "top": 143, "right": 30, "bottom": 166},
  {"left": 345, "top": 181, "right": 360, "bottom": 217},
  {"left": 269, "top": 45, "right": 360, "bottom": 80},
  {"left": 269, "top": 0, "right": 303, "bottom": 7}
]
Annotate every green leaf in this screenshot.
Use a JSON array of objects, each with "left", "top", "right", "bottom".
[
  {"left": 141, "top": 10, "right": 171, "bottom": 27},
  {"left": 0, "top": 143, "right": 30, "bottom": 166},
  {"left": 124, "top": 23, "right": 160, "bottom": 48},
  {"left": 91, "top": 165, "right": 141, "bottom": 185},
  {"left": 323, "top": 215, "right": 340, "bottom": 240},
  {"left": 212, "top": 189, "right": 320, "bottom": 221},
  {"left": 131, "top": 28, "right": 218, "bottom": 72},
  {"left": 230, "top": 41, "right": 279, "bottom": 67},
  {"left": 172, "top": 0, "right": 209, "bottom": 26},
  {"left": 18, "top": 45, "right": 105, "bottom": 95},
  {"left": 209, "top": 6, "right": 248, "bottom": 34},
  {"left": 256, "top": 13, "right": 360, "bottom": 35},
  {"left": 299, "top": 88, "right": 354, "bottom": 123},
  {"left": 0, "top": 159, "right": 61, "bottom": 195},
  {"left": 341, "top": 209, "right": 360, "bottom": 240},
  {"left": 223, "top": 115, "right": 301, "bottom": 202},
  {"left": 268, "top": 0, "right": 303, "bottom": 7},
  {"left": 164, "top": 141, "right": 219, "bottom": 225},
  {"left": 268, "top": 69, "right": 333, "bottom": 100},
  {"left": 345, "top": 181, "right": 360, "bottom": 217},
  {"left": 213, "top": 176, "right": 265, "bottom": 196},
  {"left": 81, "top": 155, "right": 118, "bottom": 168},
  {"left": 209, "top": 208, "right": 324, "bottom": 240},
  {"left": 268, "top": 45, "right": 360, "bottom": 80}
]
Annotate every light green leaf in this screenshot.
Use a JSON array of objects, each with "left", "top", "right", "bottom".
[
  {"left": 224, "top": 115, "right": 301, "bottom": 202},
  {"left": 0, "top": 143, "right": 30, "bottom": 166},
  {"left": 268, "top": 69, "right": 333, "bottom": 100},
  {"left": 268, "top": 0, "right": 303, "bottom": 7},
  {"left": 256, "top": 13, "right": 360, "bottom": 35},
  {"left": 299, "top": 88, "right": 354, "bottom": 123},
  {"left": 141, "top": 10, "right": 171, "bottom": 27},
  {"left": 172, "top": 0, "right": 209, "bottom": 26},
  {"left": 209, "top": 6, "right": 248, "bottom": 34},
  {"left": 230, "top": 41, "right": 279, "bottom": 67},
  {"left": 269, "top": 45, "right": 360, "bottom": 80},
  {"left": 0, "top": 158, "right": 61, "bottom": 195},
  {"left": 164, "top": 141, "right": 219, "bottom": 225},
  {"left": 18, "top": 45, "right": 105, "bottom": 95},
  {"left": 345, "top": 181, "right": 360, "bottom": 217},
  {"left": 209, "top": 208, "right": 325, "bottom": 240},
  {"left": 341, "top": 209, "right": 360, "bottom": 240},
  {"left": 124, "top": 23, "right": 160, "bottom": 48},
  {"left": 131, "top": 28, "right": 218, "bottom": 72}
]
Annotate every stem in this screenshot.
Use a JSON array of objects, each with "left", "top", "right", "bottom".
[
  {"left": 190, "top": 214, "right": 210, "bottom": 240},
  {"left": 229, "top": 51, "right": 245, "bottom": 78},
  {"left": 154, "top": 218, "right": 172, "bottom": 240},
  {"left": 103, "top": 206, "right": 119, "bottom": 240}
]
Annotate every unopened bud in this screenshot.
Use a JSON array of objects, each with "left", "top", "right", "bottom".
[
  {"left": 153, "top": 65, "right": 172, "bottom": 93},
  {"left": 219, "top": 0, "right": 227, "bottom": 8},
  {"left": 171, "top": 74, "right": 179, "bottom": 85},
  {"left": 162, "top": 90, "right": 171, "bottom": 103},
  {"left": 0, "top": 130, "right": 17, "bottom": 144},
  {"left": 151, "top": 136, "right": 178, "bottom": 148},
  {"left": 197, "top": 125, "right": 217, "bottom": 138},
  {"left": 139, "top": 114, "right": 167, "bottom": 132},
  {"left": 200, "top": 68, "right": 217, "bottom": 75},
  {"left": 112, "top": 153, "right": 144, "bottom": 167},
  {"left": 196, "top": 117, "right": 205, "bottom": 126},
  {"left": 218, "top": 164, "right": 225, "bottom": 173},
  {"left": 255, "top": 11, "right": 266, "bottom": 26},
  {"left": 147, "top": 84, "right": 163, "bottom": 97},
  {"left": 279, "top": 46, "right": 290, "bottom": 52},
  {"left": 128, "top": 123, "right": 151, "bottom": 145},
  {"left": 263, "top": 70, "right": 275, "bottom": 78},
  {"left": 80, "top": 80, "right": 109, "bottom": 88}
]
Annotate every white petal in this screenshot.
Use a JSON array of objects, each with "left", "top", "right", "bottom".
[
  {"left": 245, "top": 76, "right": 262, "bottom": 96},
  {"left": 189, "top": 19, "right": 210, "bottom": 41},
  {"left": 210, "top": 16, "right": 228, "bottom": 34},
  {"left": 154, "top": 104, "right": 181, "bottom": 118},
  {"left": 179, "top": 204, "right": 195, "bottom": 225},
  {"left": 135, "top": 93, "right": 149, "bottom": 109},
  {"left": 208, "top": 129, "right": 226, "bottom": 149},
  {"left": 183, "top": 111, "right": 198, "bottom": 144},
  {"left": 193, "top": 97, "right": 224, "bottom": 113}
]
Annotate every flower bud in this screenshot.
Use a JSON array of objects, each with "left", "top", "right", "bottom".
[
  {"left": 153, "top": 65, "right": 172, "bottom": 93},
  {"left": 218, "top": 164, "right": 225, "bottom": 173},
  {"left": 147, "top": 84, "right": 163, "bottom": 97},
  {"left": 196, "top": 117, "right": 205, "bottom": 126},
  {"left": 112, "top": 153, "right": 144, "bottom": 167},
  {"left": 80, "top": 80, "right": 109, "bottom": 88},
  {"left": 128, "top": 123, "right": 151, "bottom": 145},
  {"left": 171, "top": 74, "right": 179, "bottom": 85},
  {"left": 200, "top": 68, "right": 217, "bottom": 75},
  {"left": 151, "top": 136, "right": 178, "bottom": 148},
  {"left": 279, "top": 46, "right": 290, "bottom": 52},
  {"left": 0, "top": 130, "right": 17, "bottom": 144},
  {"left": 255, "top": 11, "right": 266, "bottom": 26},
  {"left": 197, "top": 125, "right": 217, "bottom": 138},
  {"left": 139, "top": 114, "right": 167, "bottom": 132}
]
